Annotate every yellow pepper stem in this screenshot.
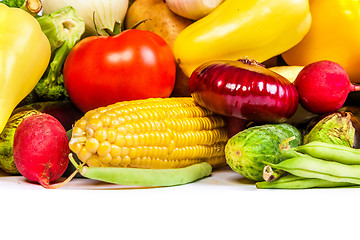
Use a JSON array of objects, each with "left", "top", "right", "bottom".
[{"left": 22, "top": 0, "right": 42, "bottom": 15}]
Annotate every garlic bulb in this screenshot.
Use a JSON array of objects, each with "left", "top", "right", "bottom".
[
  {"left": 42, "top": 0, "right": 129, "bottom": 36},
  {"left": 165, "top": 0, "right": 224, "bottom": 20}
]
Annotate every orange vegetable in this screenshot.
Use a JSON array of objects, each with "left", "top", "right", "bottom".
[{"left": 282, "top": 0, "right": 360, "bottom": 83}]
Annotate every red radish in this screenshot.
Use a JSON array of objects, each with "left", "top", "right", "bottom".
[
  {"left": 189, "top": 59, "right": 299, "bottom": 123},
  {"left": 13, "top": 113, "right": 70, "bottom": 188},
  {"left": 294, "top": 60, "right": 360, "bottom": 114}
]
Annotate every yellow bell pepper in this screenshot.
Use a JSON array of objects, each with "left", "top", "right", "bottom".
[
  {"left": 173, "top": 0, "right": 312, "bottom": 77},
  {"left": 0, "top": 3, "right": 51, "bottom": 133},
  {"left": 282, "top": 0, "right": 360, "bottom": 83}
]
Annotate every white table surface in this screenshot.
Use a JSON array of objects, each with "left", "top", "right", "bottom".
[{"left": 1, "top": 166, "right": 358, "bottom": 240}]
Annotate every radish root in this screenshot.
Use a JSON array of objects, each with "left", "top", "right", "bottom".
[{"left": 41, "top": 153, "right": 82, "bottom": 189}]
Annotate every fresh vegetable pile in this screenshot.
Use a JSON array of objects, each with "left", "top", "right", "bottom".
[{"left": 1, "top": 0, "right": 360, "bottom": 190}]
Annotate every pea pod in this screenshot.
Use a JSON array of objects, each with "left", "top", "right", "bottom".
[
  {"left": 69, "top": 154, "right": 212, "bottom": 187},
  {"left": 293, "top": 141, "right": 360, "bottom": 165},
  {"left": 256, "top": 174, "right": 355, "bottom": 189},
  {"left": 262, "top": 137, "right": 304, "bottom": 181},
  {"left": 263, "top": 142, "right": 307, "bottom": 181},
  {"left": 265, "top": 156, "right": 360, "bottom": 185}
]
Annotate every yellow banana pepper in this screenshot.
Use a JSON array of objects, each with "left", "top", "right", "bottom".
[
  {"left": 282, "top": 0, "right": 360, "bottom": 83},
  {"left": 173, "top": 0, "right": 312, "bottom": 77},
  {"left": 0, "top": 3, "right": 51, "bottom": 133}
]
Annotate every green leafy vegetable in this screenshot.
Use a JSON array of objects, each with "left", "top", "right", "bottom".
[
  {"left": 0, "top": 0, "right": 25, "bottom": 8},
  {"left": 33, "top": 6, "right": 85, "bottom": 102}
]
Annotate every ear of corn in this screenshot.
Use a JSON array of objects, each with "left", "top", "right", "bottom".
[{"left": 69, "top": 97, "right": 229, "bottom": 169}]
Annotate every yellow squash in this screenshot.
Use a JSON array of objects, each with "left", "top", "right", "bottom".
[
  {"left": 173, "top": 0, "right": 311, "bottom": 77},
  {"left": 0, "top": 3, "right": 51, "bottom": 133},
  {"left": 282, "top": 0, "right": 360, "bottom": 83}
]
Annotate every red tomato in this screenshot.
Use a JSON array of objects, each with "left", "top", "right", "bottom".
[{"left": 63, "top": 29, "right": 176, "bottom": 113}]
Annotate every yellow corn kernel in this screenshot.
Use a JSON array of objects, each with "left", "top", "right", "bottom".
[
  {"left": 99, "top": 153, "right": 112, "bottom": 164},
  {"left": 94, "top": 127, "right": 107, "bottom": 142},
  {"left": 124, "top": 133, "right": 134, "bottom": 146},
  {"left": 84, "top": 109, "right": 100, "bottom": 120},
  {"left": 107, "top": 128, "right": 117, "bottom": 143},
  {"left": 85, "top": 127, "right": 94, "bottom": 138},
  {"left": 87, "top": 155, "right": 102, "bottom": 167},
  {"left": 111, "top": 156, "right": 122, "bottom": 166},
  {"left": 72, "top": 126, "right": 84, "bottom": 138},
  {"left": 99, "top": 113, "right": 111, "bottom": 127},
  {"left": 114, "top": 134, "right": 126, "bottom": 146},
  {"left": 69, "top": 97, "right": 229, "bottom": 169},
  {"left": 74, "top": 119, "right": 87, "bottom": 130},
  {"left": 77, "top": 147, "right": 91, "bottom": 162},
  {"left": 85, "top": 138, "right": 99, "bottom": 153},
  {"left": 87, "top": 118, "right": 103, "bottom": 131},
  {"left": 129, "top": 157, "right": 141, "bottom": 167},
  {"left": 121, "top": 156, "right": 132, "bottom": 167},
  {"left": 97, "top": 141, "right": 111, "bottom": 156},
  {"left": 69, "top": 141, "right": 82, "bottom": 154},
  {"left": 110, "top": 144, "right": 122, "bottom": 158},
  {"left": 120, "top": 147, "right": 129, "bottom": 158}
]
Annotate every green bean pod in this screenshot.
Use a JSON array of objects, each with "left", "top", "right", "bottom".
[
  {"left": 256, "top": 174, "right": 355, "bottom": 189},
  {"left": 280, "top": 146, "right": 306, "bottom": 159},
  {"left": 69, "top": 154, "right": 212, "bottom": 187},
  {"left": 294, "top": 141, "right": 360, "bottom": 164},
  {"left": 265, "top": 156, "right": 360, "bottom": 185},
  {"left": 264, "top": 146, "right": 306, "bottom": 181}
]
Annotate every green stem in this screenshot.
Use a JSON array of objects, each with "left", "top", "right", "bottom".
[
  {"left": 69, "top": 153, "right": 81, "bottom": 171},
  {"left": 46, "top": 41, "right": 71, "bottom": 87},
  {"left": 263, "top": 165, "right": 285, "bottom": 182}
]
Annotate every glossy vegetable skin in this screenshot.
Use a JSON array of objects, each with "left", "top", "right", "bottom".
[
  {"left": 189, "top": 60, "right": 299, "bottom": 123},
  {"left": 282, "top": 0, "right": 360, "bottom": 83},
  {"left": 63, "top": 29, "right": 176, "bottom": 113},
  {"left": 173, "top": 0, "right": 311, "bottom": 77},
  {"left": 0, "top": 3, "right": 51, "bottom": 134}
]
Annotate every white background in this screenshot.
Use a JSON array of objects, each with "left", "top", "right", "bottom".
[{"left": 0, "top": 166, "right": 359, "bottom": 240}]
